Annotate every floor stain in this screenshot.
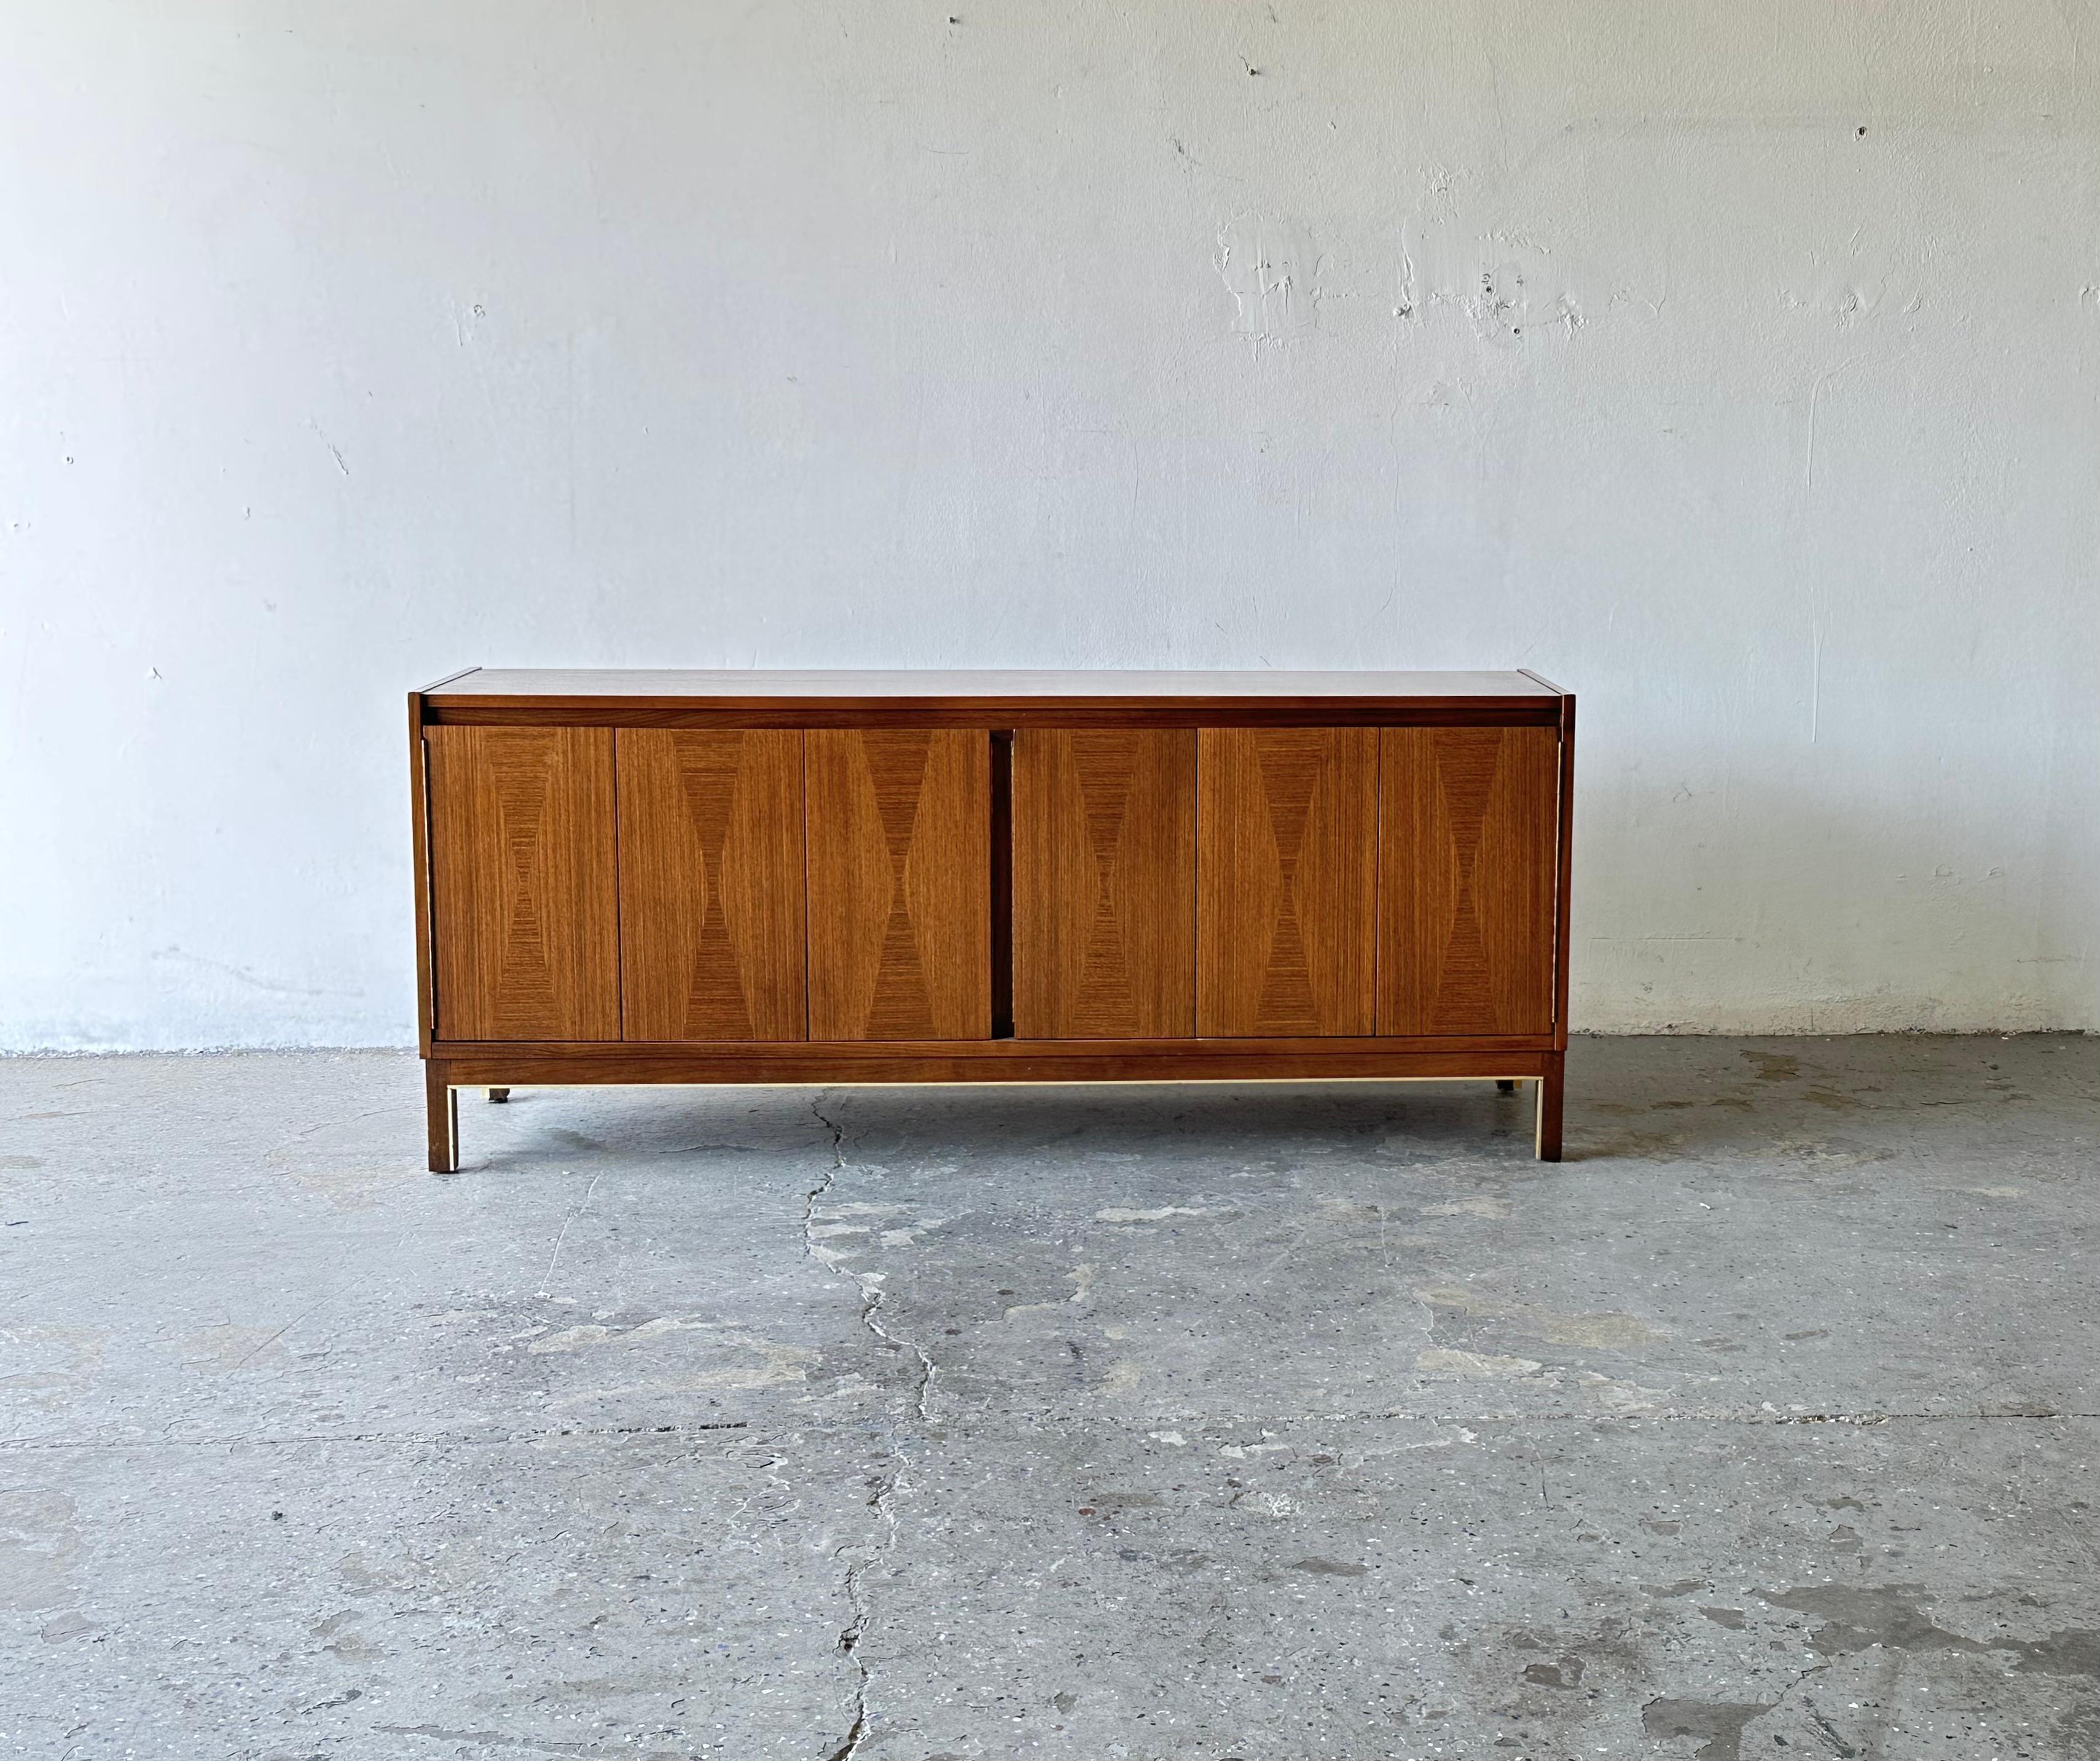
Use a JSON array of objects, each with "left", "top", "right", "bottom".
[
  {"left": 1760, "top": 1583, "right": 1988, "bottom": 1656},
  {"left": 1742, "top": 1051, "right": 1801, "bottom": 1081},
  {"left": 1288, "top": 1557, "right": 1368, "bottom": 1577},
  {"left": 2005, "top": 1628, "right": 2100, "bottom": 1679},
  {"left": 1642, "top": 1696, "right": 1771, "bottom": 1760}
]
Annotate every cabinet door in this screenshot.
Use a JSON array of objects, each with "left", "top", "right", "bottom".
[
  {"left": 617, "top": 730, "right": 807, "bottom": 1041},
  {"left": 1197, "top": 728, "right": 1377, "bottom": 1036},
  {"left": 805, "top": 729, "right": 990, "bottom": 1040},
  {"left": 1013, "top": 729, "right": 1196, "bottom": 1038},
  {"left": 426, "top": 726, "right": 619, "bottom": 1041},
  {"left": 1378, "top": 725, "right": 1558, "bottom": 1035}
]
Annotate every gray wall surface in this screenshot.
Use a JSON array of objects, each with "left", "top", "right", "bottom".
[{"left": 2, "top": 1, "right": 2095, "bottom": 1047}]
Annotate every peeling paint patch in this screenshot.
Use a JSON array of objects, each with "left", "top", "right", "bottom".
[
  {"left": 1416, "top": 1347, "right": 1542, "bottom": 1379},
  {"left": 1213, "top": 212, "right": 1326, "bottom": 345},
  {"left": 182, "top": 1322, "right": 300, "bottom": 1371},
  {"left": 0, "top": 1326, "right": 107, "bottom": 1410},
  {"left": 0, "top": 1490, "right": 81, "bottom": 1615},
  {"left": 526, "top": 1318, "right": 818, "bottom": 1399},
  {"left": 1414, "top": 1283, "right": 1663, "bottom": 1348},
  {"left": 1099, "top": 1359, "right": 1143, "bottom": 1394},
  {"left": 1005, "top": 1265, "right": 1096, "bottom": 1318},
  {"left": 878, "top": 1218, "right": 948, "bottom": 1247},
  {"left": 528, "top": 1316, "right": 714, "bottom": 1353},
  {"left": 1422, "top": 1196, "right": 1513, "bottom": 1220}
]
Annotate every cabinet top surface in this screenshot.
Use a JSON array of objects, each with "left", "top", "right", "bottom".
[{"left": 425, "top": 667, "right": 1562, "bottom": 702}]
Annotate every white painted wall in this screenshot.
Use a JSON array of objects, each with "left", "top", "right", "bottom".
[{"left": 3, "top": 1, "right": 2095, "bottom": 1048}]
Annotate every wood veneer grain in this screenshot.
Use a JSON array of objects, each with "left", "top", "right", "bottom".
[
  {"left": 805, "top": 729, "right": 991, "bottom": 1040},
  {"left": 1197, "top": 728, "right": 1378, "bottom": 1036},
  {"left": 617, "top": 729, "right": 807, "bottom": 1041},
  {"left": 426, "top": 726, "right": 620, "bottom": 1041},
  {"left": 1377, "top": 724, "right": 1558, "bottom": 1036},
  {"left": 1012, "top": 729, "right": 1196, "bottom": 1038}
]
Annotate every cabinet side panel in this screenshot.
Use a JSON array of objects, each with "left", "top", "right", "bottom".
[
  {"left": 617, "top": 730, "right": 807, "bottom": 1041},
  {"left": 1197, "top": 728, "right": 1377, "bottom": 1035},
  {"left": 1012, "top": 729, "right": 1196, "bottom": 1038},
  {"left": 409, "top": 694, "right": 435, "bottom": 1056},
  {"left": 426, "top": 726, "right": 620, "bottom": 1041},
  {"left": 1377, "top": 725, "right": 1557, "bottom": 1036},
  {"left": 805, "top": 729, "right": 990, "bottom": 1040}
]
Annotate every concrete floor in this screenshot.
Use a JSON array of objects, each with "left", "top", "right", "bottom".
[{"left": 1, "top": 1038, "right": 2096, "bottom": 1761}]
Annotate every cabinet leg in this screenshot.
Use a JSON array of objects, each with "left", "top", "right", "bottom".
[
  {"left": 426, "top": 1062, "right": 459, "bottom": 1174},
  {"left": 488, "top": 1087, "right": 511, "bottom": 1104},
  {"left": 1534, "top": 1056, "right": 1564, "bottom": 1163}
]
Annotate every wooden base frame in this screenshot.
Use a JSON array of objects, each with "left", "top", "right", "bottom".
[{"left": 421, "top": 1043, "right": 1567, "bottom": 1173}]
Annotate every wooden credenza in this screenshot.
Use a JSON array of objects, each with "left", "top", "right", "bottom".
[{"left": 410, "top": 670, "right": 1573, "bottom": 1169}]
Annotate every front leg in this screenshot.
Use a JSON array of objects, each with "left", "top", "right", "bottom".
[
  {"left": 426, "top": 1062, "right": 459, "bottom": 1174},
  {"left": 1534, "top": 1056, "right": 1564, "bottom": 1162}
]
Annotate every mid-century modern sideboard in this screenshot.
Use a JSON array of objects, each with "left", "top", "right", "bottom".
[{"left": 409, "top": 670, "right": 1573, "bottom": 1171}]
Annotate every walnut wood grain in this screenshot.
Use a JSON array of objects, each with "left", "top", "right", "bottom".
[
  {"left": 805, "top": 729, "right": 991, "bottom": 1040},
  {"left": 1378, "top": 724, "right": 1559, "bottom": 1036},
  {"left": 617, "top": 730, "right": 807, "bottom": 1041},
  {"left": 1197, "top": 728, "right": 1377, "bottom": 1036},
  {"left": 426, "top": 726, "right": 620, "bottom": 1041},
  {"left": 1013, "top": 729, "right": 1196, "bottom": 1038}
]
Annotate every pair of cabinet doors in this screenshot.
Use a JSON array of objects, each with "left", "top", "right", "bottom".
[{"left": 425, "top": 724, "right": 1557, "bottom": 1045}]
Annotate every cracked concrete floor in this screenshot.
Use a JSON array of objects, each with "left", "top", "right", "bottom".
[{"left": 2, "top": 1036, "right": 2097, "bottom": 1761}]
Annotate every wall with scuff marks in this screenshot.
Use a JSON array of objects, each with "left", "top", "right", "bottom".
[{"left": 2, "top": 1, "right": 2096, "bottom": 1047}]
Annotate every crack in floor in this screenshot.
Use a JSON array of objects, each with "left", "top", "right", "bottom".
[{"left": 801, "top": 1090, "right": 941, "bottom": 1761}]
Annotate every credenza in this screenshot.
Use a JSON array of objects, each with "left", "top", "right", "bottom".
[{"left": 409, "top": 669, "right": 1573, "bottom": 1171}]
